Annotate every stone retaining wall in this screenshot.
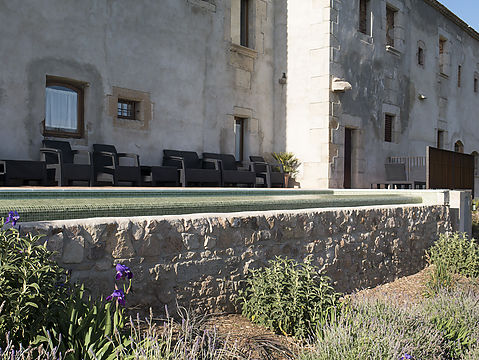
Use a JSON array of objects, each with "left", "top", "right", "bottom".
[{"left": 22, "top": 204, "right": 453, "bottom": 313}]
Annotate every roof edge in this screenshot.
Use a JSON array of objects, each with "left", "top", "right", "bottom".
[{"left": 423, "top": 0, "right": 479, "bottom": 42}]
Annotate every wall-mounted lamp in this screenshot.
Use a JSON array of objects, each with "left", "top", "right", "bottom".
[
  {"left": 331, "top": 78, "right": 352, "bottom": 92},
  {"left": 278, "top": 72, "right": 287, "bottom": 85},
  {"left": 418, "top": 94, "right": 427, "bottom": 100}
]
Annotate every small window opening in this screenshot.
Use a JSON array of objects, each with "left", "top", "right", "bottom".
[
  {"left": 234, "top": 117, "right": 246, "bottom": 161},
  {"left": 386, "top": 6, "right": 396, "bottom": 47},
  {"left": 458, "top": 65, "right": 462, "bottom": 87},
  {"left": 240, "top": 0, "right": 249, "bottom": 47},
  {"left": 358, "top": 0, "right": 371, "bottom": 35},
  {"left": 117, "top": 99, "right": 138, "bottom": 120},
  {"left": 454, "top": 140, "right": 464, "bottom": 153},
  {"left": 418, "top": 47, "right": 424, "bottom": 66},
  {"left": 384, "top": 114, "right": 393, "bottom": 142},
  {"left": 474, "top": 76, "right": 478, "bottom": 93},
  {"left": 439, "top": 37, "right": 447, "bottom": 74}
]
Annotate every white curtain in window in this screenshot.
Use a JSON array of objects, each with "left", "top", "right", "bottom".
[{"left": 45, "top": 87, "right": 78, "bottom": 130}]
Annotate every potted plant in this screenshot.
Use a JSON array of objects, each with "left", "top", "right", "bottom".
[{"left": 271, "top": 152, "right": 301, "bottom": 187}]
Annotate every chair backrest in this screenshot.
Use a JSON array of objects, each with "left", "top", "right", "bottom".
[
  {"left": 42, "top": 140, "right": 74, "bottom": 164},
  {"left": 93, "top": 144, "right": 118, "bottom": 167},
  {"left": 163, "top": 150, "right": 202, "bottom": 169},
  {"left": 203, "top": 153, "right": 238, "bottom": 171},
  {"left": 385, "top": 163, "right": 407, "bottom": 181},
  {"left": 249, "top": 155, "right": 268, "bottom": 173}
]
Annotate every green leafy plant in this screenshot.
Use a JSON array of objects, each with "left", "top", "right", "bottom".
[
  {"left": 425, "top": 232, "right": 479, "bottom": 295},
  {"left": 271, "top": 152, "right": 301, "bottom": 177},
  {"left": 35, "top": 284, "right": 130, "bottom": 360},
  {"left": 238, "top": 256, "right": 341, "bottom": 339},
  {"left": 0, "top": 215, "right": 68, "bottom": 347}
]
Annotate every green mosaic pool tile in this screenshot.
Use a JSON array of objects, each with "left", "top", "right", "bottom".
[
  {"left": 0, "top": 188, "right": 334, "bottom": 200},
  {"left": 0, "top": 193, "right": 423, "bottom": 222}
]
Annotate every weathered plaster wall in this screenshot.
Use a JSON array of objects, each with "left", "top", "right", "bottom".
[
  {"left": 0, "top": 0, "right": 277, "bottom": 165},
  {"left": 329, "top": 0, "right": 479, "bottom": 189},
  {"left": 22, "top": 203, "right": 453, "bottom": 313}
]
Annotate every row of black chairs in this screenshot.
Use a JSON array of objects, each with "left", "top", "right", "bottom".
[{"left": 0, "top": 140, "right": 285, "bottom": 187}]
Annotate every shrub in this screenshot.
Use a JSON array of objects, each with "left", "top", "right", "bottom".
[
  {"left": 271, "top": 152, "right": 301, "bottom": 177},
  {"left": 426, "top": 232, "right": 479, "bottom": 295},
  {"left": 0, "top": 216, "right": 68, "bottom": 346},
  {"left": 300, "top": 290, "right": 479, "bottom": 360},
  {"left": 238, "top": 256, "right": 341, "bottom": 339}
]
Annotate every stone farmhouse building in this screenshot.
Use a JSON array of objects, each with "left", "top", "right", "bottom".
[{"left": 0, "top": 0, "right": 478, "bottom": 190}]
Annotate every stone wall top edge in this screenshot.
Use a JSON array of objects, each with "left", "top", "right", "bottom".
[{"left": 21, "top": 203, "right": 446, "bottom": 229}]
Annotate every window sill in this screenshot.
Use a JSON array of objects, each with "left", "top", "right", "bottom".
[
  {"left": 386, "top": 45, "right": 401, "bottom": 57},
  {"left": 43, "top": 129, "right": 83, "bottom": 139},
  {"left": 357, "top": 31, "right": 373, "bottom": 44},
  {"left": 230, "top": 43, "right": 258, "bottom": 59}
]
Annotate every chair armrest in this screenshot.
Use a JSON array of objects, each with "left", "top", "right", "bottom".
[
  {"left": 93, "top": 151, "right": 117, "bottom": 170},
  {"left": 251, "top": 161, "right": 272, "bottom": 174},
  {"left": 40, "top": 148, "right": 62, "bottom": 164},
  {"left": 71, "top": 149, "right": 92, "bottom": 165},
  {"left": 202, "top": 158, "right": 221, "bottom": 171},
  {"left": 167, "top": 155, "right": 186, "bottom": 169},
  {"left": 117, "top": 153, "right": 140, "bottom": 166}
]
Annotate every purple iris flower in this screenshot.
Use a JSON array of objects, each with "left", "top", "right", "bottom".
[
  {"left": 106, "top": 289, "right": 126, "bottom": 306},
  {"left": 5, "top": 211, "right": 19, "bottom": 226},
  {"left": 115, "top": 264, "right": 133, "bottom": 280},
  {"left": 400, "top": 355, "right": 413, "bottom": 360}
]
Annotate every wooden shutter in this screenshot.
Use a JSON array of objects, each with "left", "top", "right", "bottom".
[{"left": 385, "top": 114, "right": 393, "bottom": 142}]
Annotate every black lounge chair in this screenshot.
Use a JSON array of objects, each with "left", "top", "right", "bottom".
[
  {"left": 202, "top": 153, "right": 256, "bottom": 187},
  {"left": 92, "top": 144, "right": 141, "bottom": 186},
  {"left": 141, "top": 165, "right": 179, "bottom": 187},
  {"left": 0, "top": 160, "right": 47, "bottom": 186},
  {"left": 163, "top": 150, "right": 221, "bottom": 187},
  {"left": 40, "top": 140, "right": 93, "bottom": 186},
  {"left": 249, "top": 155, "right": 285, "bottom": 188}
]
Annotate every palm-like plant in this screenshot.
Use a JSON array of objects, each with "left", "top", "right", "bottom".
[{"left": 271, "top": 152, "right": 301, "bottom": 178}]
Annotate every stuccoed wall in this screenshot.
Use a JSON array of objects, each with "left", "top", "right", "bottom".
[
  {"left": 0, "top": 0, "right": 281, "bottom": 165},
  {"left": 22, "top": 204, "right": 452, "bottom": 313}
]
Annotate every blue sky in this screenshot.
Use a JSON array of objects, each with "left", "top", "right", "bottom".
[{"left": 438, "top": 0, "right": 479, "bottom": 31}]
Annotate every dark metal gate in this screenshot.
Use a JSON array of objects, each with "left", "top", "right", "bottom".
[{"left": 426, "top": 146, "right": 474, "bottom": 193}]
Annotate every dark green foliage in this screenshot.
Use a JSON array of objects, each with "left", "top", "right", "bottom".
[
  {"left": 238, "top": 256, "right": 341, "bottom": 338},
  {"left": 0, "top": 222, "right": 67, "bottom": 346},
  {"left": 34, "top": 284, "right": 129, "bottom": 360}
]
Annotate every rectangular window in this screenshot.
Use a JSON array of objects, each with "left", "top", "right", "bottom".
[
  {"left": 458, "top": 65, "right": 462, "bottom": 87},
  {"left": 474, "top": 76, "right": 478, "bottom": 93},
  {"left": 439, "top": 37, "right": 447, "bottom": 74},
  {"left": 234, "top": 117, "right": 245, "bottom": 161},
  {"left": 240, "top": 0, "right": 249, "bottom": 47},
  {"left": 418, "top": 47, "right": 424, "bottom": 66},
  {"left": 117, "top": 99, "right": 138, "bottom": 120},
  {"left": 358, "top": 0, "right": 370, "bottom": 35},
  {"left": 386, "top": 6, "right": 396, "bottom": 47},
  {"left": 437, "top": 130, "right": 444, "bottom": 149},
  {"left": 384, "top": 114, "right": 393, "bottom": 142},
  {"left": 44, "top": 77, "right": 84, "bottom": 138},
  {"left": 231, "top": 0, "right": 251, "bottom": 48}
]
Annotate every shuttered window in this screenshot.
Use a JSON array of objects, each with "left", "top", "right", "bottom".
[
  {"left": 386, "top": 6, "right": 396, "bottom": 47},
  {"left": 359, "top": 0, "right": 367, "bottom": 34},
  {"left": 384, "top": 114, "right": 393, "bottom": 142}
]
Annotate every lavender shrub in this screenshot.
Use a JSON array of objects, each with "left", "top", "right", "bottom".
[{"left": 300, "top": 290, "right": 479, "bottom": 360}]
